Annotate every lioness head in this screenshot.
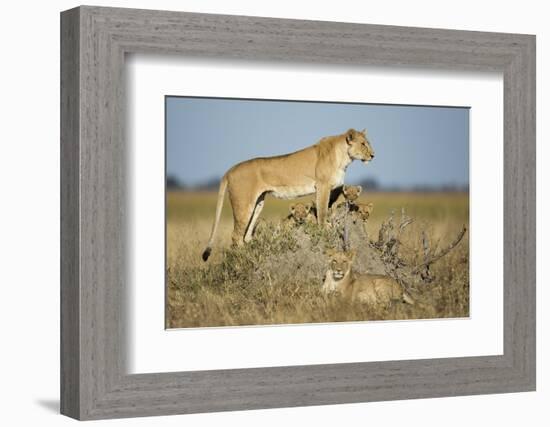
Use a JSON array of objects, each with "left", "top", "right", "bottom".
[
  {"left": 342, "top": 185, "right": 362, "bottom": 202},
  {"left": 357, "top": 202, "right": 374, "bottom": 220},
  {"left": 325, "top": 248, "right": 356, "bottom": 281},
  {"left": 289, "top": 202, "right": 311, "bottom": 224},
  {"left": 345, "top": 129, "right": 375, "bottom": 164}
]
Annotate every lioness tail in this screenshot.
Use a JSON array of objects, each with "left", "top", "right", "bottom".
[{"left": 202, "top": 175, "right": 228, "bottom": 261}]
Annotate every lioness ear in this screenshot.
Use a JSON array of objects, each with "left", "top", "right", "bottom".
[
  {"left": 345, "top": 129, "right": 355, "bottom": 144},
  {"left": 361, "top": 128, "right": 367, "bottom": 135},
  {"left": 346, "top": 249, "right": 357, "bottom": 261},
  {"left": 305, "top": 204, "right": 311, "bottom": 213},
  {"left": 356, "top": 186, "right": 362, "bottom": 195},
  {"left": 290, "top": 204, "right": 295, "bottom": 213}
]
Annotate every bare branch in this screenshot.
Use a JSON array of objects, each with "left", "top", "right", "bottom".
[
  {"left": 374, "top": 219, "right": 390, "bottom": 248},
  {"left": 422, "top": 230, "right": 430, "bottom": 260},
  {"left": 342, "top": 201, "right": 350, "bottom": 251},
  {"left": 413, "top": 225, "right": 467, "bottom": 274},
  {"left": 388, "top": 209, "right": 395, "bottom": 233},
  {"left": 399, "top": 217, "right": 414, "bottom": 234},
  {"left": 399, "top": 208, "right": 413, "bottom": 232}
]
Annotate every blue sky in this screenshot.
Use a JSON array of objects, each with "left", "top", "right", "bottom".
[{"left": 166, "top": 96, "right": 469, "bottom": 189}]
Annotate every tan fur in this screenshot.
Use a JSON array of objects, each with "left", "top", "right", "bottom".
[
  {"left": 322, "top": 249, "right": 414, "bottom": 306},
  {"left": 202, "top": 129, "right": 375, "bottom": 261},
  {"left": 334, "top": 185, "right": 362, "bottom": 207},
  {"left": 283, "top": 202, "right": 317, "bottom": 227},
  {"left": 351, "top": 202, "right": 374, "bottom": 222}
]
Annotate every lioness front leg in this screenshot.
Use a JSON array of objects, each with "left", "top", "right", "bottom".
[
  {"left": 315, "top": 184, "right": 331, "bottom": 226},
  {"left": 328, "top": 185, "right": 344, "bottom": 209}
]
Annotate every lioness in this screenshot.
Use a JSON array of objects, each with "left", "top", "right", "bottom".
[
  {"left": 202, "top": 129, "right": 374, "bottom": 261},
  {"left": 322, "top": 249, "right": 414, "bottom": 306},
  {"left": 283, "top": 202, "right": 317, "bottom": 227}
]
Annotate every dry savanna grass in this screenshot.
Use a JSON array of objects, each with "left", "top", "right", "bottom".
[{"left": 167, "top": 190, "right": 469, "bottom": 328}]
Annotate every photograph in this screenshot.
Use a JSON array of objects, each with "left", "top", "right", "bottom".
[
  {"left": 165, "top": 96, "right": 470, "bottom": 329},
  {"left": 51, "top": 3, "right": 537, "bottom": 421}
]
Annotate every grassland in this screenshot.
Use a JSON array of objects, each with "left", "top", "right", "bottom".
[{"left": 166, "top": 190, "right": 469, "bottom": 328}]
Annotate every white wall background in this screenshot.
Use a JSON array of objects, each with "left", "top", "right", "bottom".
[{"left": 0, "top": 0, "right": 546, "bottom": 425}]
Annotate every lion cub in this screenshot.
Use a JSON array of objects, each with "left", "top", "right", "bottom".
[
  {"left": 322, "top": 249, "right": 414, "bottom": 306},
  {"left": 334, "top": 185, "right": 362, "bottom": 207},
  {"left": 350, "top": 202, "right": 374, "bottom": 222},
  {"left": 283, "top": 202, "right": 317, "bottom": 227},
  {"left": 333, "top": 185, "right": 374, "bottom": 222}
]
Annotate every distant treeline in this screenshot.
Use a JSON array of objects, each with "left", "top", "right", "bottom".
[{"left": 166, "top": 175, "right": 468, "bottom": 193}]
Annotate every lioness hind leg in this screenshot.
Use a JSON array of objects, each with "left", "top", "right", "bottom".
[
  {"left": 244, "top": 194, "right": 265, "bottom": 243},
  {"left": 230, "top": 194, "right": 260, "bottom": 246}
]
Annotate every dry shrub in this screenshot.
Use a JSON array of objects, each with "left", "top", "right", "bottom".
[{"left": 167, "top": 203, "right": 469, "bottom": 328}]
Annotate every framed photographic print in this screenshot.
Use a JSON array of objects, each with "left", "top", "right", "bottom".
[{"left": 61, "top": 5, "right": 536, "bottom": 420}]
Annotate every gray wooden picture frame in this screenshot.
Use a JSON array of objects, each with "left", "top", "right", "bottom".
[{"left": 60, "top": 5, "right": 536, "bottom": 421}]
